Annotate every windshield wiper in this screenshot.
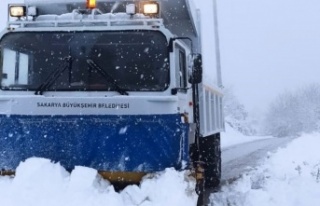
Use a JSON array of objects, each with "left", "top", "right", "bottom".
[
  {"left": 86, "top": 59, "right": 129, "bottom": 96},
  {"left": 34, "top": 56, "right": 72, "bottom": 95}
]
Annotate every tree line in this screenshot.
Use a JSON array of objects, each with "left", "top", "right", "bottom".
[{"left": 263, "top": 84, "right": 320, "bottom": 137}]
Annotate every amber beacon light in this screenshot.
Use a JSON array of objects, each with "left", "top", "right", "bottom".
[{"left": 86, "top": 0, "right": 96, "bottom": 9}]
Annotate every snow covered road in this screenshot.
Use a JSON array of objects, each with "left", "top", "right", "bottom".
[
  {"left": 221, "top": 136, "right": 295, "bottom": 183},
  {"left": 211, "top": 133, "right": 320, "bottom": 206}
]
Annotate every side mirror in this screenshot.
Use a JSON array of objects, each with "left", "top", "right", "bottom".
[{"left": 189, "top": 53, "right": 202, "bottom": 84}]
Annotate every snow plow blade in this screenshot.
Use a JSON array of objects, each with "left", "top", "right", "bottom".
[
  {"left": 0, "top": 170, "right": 146, "bottom": 185},
  {"left": 0, "top": 114, "right": 189, "bottom": 183},
  {"left": 99, "top": 171, "right": 147, "bottom": 184}
]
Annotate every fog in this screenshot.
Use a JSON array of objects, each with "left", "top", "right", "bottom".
[{"left": 212, "top": 0, "right": 320, "bottom": 112}]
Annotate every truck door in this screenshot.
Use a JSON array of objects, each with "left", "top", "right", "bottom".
[{"left": 173, "top": 42, "right": 193, "bottom": 123}]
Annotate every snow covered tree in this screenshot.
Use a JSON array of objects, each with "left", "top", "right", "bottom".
[
  {"left": 263, "top": 84, "right": 320, "bottom": 137},
  {"left": 223, "top": 86, "right": 256, "bottom": 135}
]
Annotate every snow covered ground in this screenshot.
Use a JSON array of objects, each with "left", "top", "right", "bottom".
[
  {"left": 1, "top": 128, "right": 317, "bottom": 206},
  {"left": 212, "top": 133, "right": 320, "bottom": 206},
  {"left": 0, "top": 158, "right": 197, "bottom": 206},
  {"left": 221, "top": 124, "right": 273, "bottom": 148}
]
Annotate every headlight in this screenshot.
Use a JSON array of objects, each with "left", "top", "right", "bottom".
[
  {"left": 9, "top": 6, "right": 26, "bottom": 18},
  {"left": 142, "top": 2, "right": 159, "bottom": 15}
]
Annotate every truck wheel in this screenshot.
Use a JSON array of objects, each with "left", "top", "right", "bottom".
[
  {"left": 197, "top": 187, "right": 217, "bottom": 206},
  {"left": 192, "top": 133, "right": 221, "bottom": 206},
  {"left": 200, "top": 133, "right": 221, "bottom": 189}
]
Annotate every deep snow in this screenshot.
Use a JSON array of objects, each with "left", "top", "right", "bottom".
[
  {"left": 212, "top": 133, "right": 320, "bottom": 206},
  {"left": 0, "top": 158, "right": 197, "bottom": 206}
]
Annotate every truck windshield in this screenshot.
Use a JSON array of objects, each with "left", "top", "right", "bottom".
[{"left": 0, "top": 31, "right": 169, "bottom": 92}]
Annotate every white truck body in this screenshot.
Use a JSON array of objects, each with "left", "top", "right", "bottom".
[
  {"left": 0, "top": 2, "right": 224, "bottom": 197},
  {"left": 4, "top": 0, "right": 224, "bottom": 138}
]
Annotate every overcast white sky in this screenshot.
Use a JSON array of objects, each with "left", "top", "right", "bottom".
[
  {"left": 1, "top": 0, "right": 320, "bottom": 114},
  {"left": 215, "top": 0, "right": 320, "bottom": 112}
]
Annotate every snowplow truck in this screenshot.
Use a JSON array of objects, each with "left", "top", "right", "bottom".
[{"left": 0, "top": 0, "right": 224, "bottom": 202}]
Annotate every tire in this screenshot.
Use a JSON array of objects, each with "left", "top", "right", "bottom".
[
  {"left": 197, "top": 188, "right": 217, "bottom": 206},
  {"left": 199, "top": 133, "right": 221, "bottom": 189},
  {"left": 192, "top": 133, "right": 221, "bottom": 206}
]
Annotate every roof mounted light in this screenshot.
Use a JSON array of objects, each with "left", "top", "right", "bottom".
[
  {"left": 9, "top": 5, "right": 27, "bottom": 18},
  {"left": 126, "top": 4, "right": 136, "bottom": 15},
  {"left": 141, "top": 2, "right": 159, "bottom": 15},
  {"left": 28, "top": 6, "right": 38, "bottom": 17},
  {"left": 86, "top": 0, "right": 96, "bottom": 9}
]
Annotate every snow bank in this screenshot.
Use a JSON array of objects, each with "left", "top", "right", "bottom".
[
  {"left": 0, "top": 158, "right": 197, "bottom": 206},
  {"left": 212, "top": 133, "right": 320, "bottom": 206},
  {"left": 221, "top": 124, "right": 273, "bottom": 149}
]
